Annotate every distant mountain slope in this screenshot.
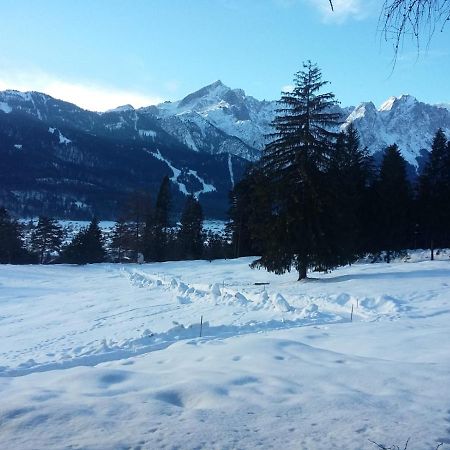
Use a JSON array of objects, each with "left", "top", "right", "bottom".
[
  {"left": 0, "top": 108, "right": 247, "bottom": 219},
  {"left": 1, "top": 84, "right": 450, "bottom": 219},
  {"left": 343, "top": 95, "right": 450, "bottom": 167}
]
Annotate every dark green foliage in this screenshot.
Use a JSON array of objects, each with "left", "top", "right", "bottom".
[
  {"left": 418, "top": 128, "right": 450, "bottom": 258},
  {"left": 251, "top": 61, "right": 342, "bottom": 280},
  {"left": 375, "top": 144, "right": 413, "bottom": 262},
  {"left": 0, "top": 207, "right": 32, "bottom": 264},
  {"left": 110, "top": 218, "right": 135, "bottom": 262},
  {"left": 30, "top": 216, "right": 64, "bottom": 264},
  {"left": 227, "top": 166, "right": 271, "bottom": 258},
  {"left": 124, "top": 191, "right": 151, "bottom": 262},
  {"left": 178, "top": 195, "right": 204, "bottom": 260},
  {"left": 204, "top": 231, "right": 230, "bottom": 261},
  {"left": 143, "top": 176, "right": 172, "bottom": 262},
  {"left": 60, "top": 218, "right": 106, "bottom": 264},
  {"left": 327, "top": 125, "right": 372, "bottom": 264}
]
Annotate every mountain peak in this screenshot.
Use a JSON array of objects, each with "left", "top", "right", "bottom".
[
  {"left": 178, "top": 80, "right": 231, "bottom": 109},
  {"left": 106, "top": 104, "right": 135, "bottom": 113},
  {"left": 379, "top": 94, "right": 417, "bottom": 112}
]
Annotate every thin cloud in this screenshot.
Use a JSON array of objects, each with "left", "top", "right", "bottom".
[
  {"left": 277, "top": 0, "right": 374, "bottom": 23},
  {"left": 308, "top": 0, "right": 369, "bottom": 23},
  {"left": 0, "top": 69, "right": 163, "bottom": 111}
]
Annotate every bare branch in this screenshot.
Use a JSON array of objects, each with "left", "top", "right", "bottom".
[
  {"left": 380, "top": 0, "right": 450, "bottom": 63},
  {"left": 329, "top": 0, "right": 334, "bottom": 11}
]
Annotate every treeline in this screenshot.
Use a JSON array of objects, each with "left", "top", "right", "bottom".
[
  {"left": 0, "top": 176, "right": 230, "bottom": 265},
  {"left": 2, "top": 62, "right": 450, "bottom": 273},
  {"left": 227, "top": 62, "right": 450, "bottom": 279}
]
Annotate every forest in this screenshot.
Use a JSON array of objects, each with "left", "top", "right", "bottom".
[{"left": 1, "top": 62, "right": 449, "bottom": 278}]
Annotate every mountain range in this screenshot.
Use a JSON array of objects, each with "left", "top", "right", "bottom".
[{"left": 1, "top": 81, "right": 449, "bottom": 219}]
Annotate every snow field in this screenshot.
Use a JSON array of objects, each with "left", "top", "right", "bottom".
[{"left": 0, "top": 257, "right": 449, "bottom": 449}]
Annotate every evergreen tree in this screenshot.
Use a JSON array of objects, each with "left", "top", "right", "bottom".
[
  {"left": 327, "top": 125, "right": 371, "bottom": 264},
  {"left": 418, "top": 128, "right": 450, "bottom": 259},
  {"left": 143, "top": 176, "right": 171, "bottom": 262},
  {"left": 0, "top": 207, "right": 30, "bottom": 264},
  {"left": 30, "top": 216, "right": 64, "bottom": 264},
  {"left": 252, "top": 61, "right": 341, "bottom": 280},
  {"left": 178, "top": 195, "right": 204, "bottom": 260},
  {"left": 376, "top": 144, "right": 413, "bottom": 262},
  {"left": 204, "top": 231, "right": 229, "bottom": 261},
  {"left": 110, "top": 217, "right": 134, "bottom": 262},
  {"left": 124, "top": 191, "right": 151, "bottom": 262},
  {"left": 60, "top": 218, "right": 105, "bottom": 264},
  {"left": 227, "top": 166, "right": 271, "bottom": 258}
]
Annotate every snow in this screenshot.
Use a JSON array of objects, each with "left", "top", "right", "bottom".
[
  {"left": 14, "top": 144, "right": 22, "bottom": 150},
  {"left": 151, "top": 149, "right": 216, "bottom": 197},
  {"left": 106, "top": 104, "right": 135, "bottom": 113},
  {"left": 58, "top": 133, "right": 71, "bottom": 145},
  {"left": 0, "top": 101, "right": 12, "bottom": 113},
  {"left": 228, "top": 153, "right": 235, "bottom": 186},
  {"left": 378, "top": 96, "right": 397, "bottom": 112},
  {"left": 138, "top": 129, "right": 157, "bottom": 139},
  {"left": 48, "top": 127, "right": 71, "bottom": 144},
  {"left": 0, "top": 256, "right": 450, "bottom": 449}
]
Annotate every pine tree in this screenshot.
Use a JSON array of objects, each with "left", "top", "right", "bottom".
[
  {"left": 143, "top": 176, "right": 171, "bottom": 262},
  {"left": 124, "top": 191, "right": 151, "bottom": 262},
  {"left": 418, "top": 128, "right": 450, "bottom": 259},
  {"left": 30, "top": 216, "right": 64, "bottom": 264},
  {"left": 252, "top": 61, "right": 341, "bottom": 280},
  {"left": 376, "top": 144, "right": 413, "bottom": 262},
  {"left": 204, "top": 231, "right": 228, "bottom": 261},
  {"left": 60, "top": 218, "right": 105, "bottom": 264},
  {"left": 327, "top": 125, "right": 371, "bottom": 264},
  {"left": 227, "top": 166, "right": 271, "bottom": 258},
  {"left": 0, "top": 207, "right": 30, "bottom": 264},
  {"left": 110, "top": 217, "right": 134, "bottom": 262},
  {"left": 178, "top": 195, "right": 204, "bottom": 260}
]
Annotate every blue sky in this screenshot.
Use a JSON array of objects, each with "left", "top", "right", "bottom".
[{"left": 0, "top": 0, "right": 448, "bottom": 110}]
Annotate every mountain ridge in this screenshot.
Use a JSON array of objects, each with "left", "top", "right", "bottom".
[{"left": 1, "top": 83, "right": 450, "bottom": 219}]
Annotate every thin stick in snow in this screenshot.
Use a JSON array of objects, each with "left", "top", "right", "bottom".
[
  {"left": 351, "top": 304, "right": 354, "bottom": 322},
  {"left": 199, "top": 315, "right": 203, "bottom": 337}
]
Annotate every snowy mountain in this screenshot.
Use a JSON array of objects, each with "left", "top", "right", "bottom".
[
  {"left": 343, "top": 94, "right": 450, "bottom": 167},
  {"left": 0, "top": 92, "right": 248, "bottom": 219},
  {"left": 1, "top": 84, "right": 450, "bottom": 219},
  {"left": 145, "top": 80, "right": 276, "bottom": 160}
]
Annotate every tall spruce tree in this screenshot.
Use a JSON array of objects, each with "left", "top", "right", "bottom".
[
  {"left": 252, "top": 61, "right": 341, "bottom": 280},
  {"left": 376, "top": 144, "right": 413, "bottom": 262},
  {"left": 60, "top": 218, "right": 105, "bottom": 264},
  {"left": 143, "top": 176, "right": 171, "bottom": 262},
  {"left": 0, "top": 207, "right": 29, "bottom": 264},
  {"left": 227, "top": 166, "right": 271, "bottom": 258},
  {"left": 110, "top": 217, "right": 134, "bottom": 262},
  {"left": 124, "top": 191, "right": 151, "bottom": 262},
  {"left": 30, "top": 216, "right": 64, "bottom": 264},
  {"left": 327, "top": 125, "right": 371, "bottom": 264},
  {"left": 178, "top": 195, "right": 204, "bottom": 260},
  {"left": 418, "top": 128, "right": 450, "bottom": 259}
]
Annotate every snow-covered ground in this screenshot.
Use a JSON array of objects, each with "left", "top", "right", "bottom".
[{"left": 0, "top": 256, "right": 449, "bottom": 449}]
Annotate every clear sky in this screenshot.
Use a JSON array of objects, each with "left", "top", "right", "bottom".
[{"left": 0, "top": 0, "right": 448, "bottom": 111}]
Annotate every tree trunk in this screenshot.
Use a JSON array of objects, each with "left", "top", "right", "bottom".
[
  {"left": 430, "top": 239, "right": 434, "bottom": 261},
  {"left": 298, "top": 258, "right": 307, "bottom": 281}
]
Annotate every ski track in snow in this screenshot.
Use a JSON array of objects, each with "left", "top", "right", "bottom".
[
  {"left": 151, "top": 149, "right": 216, "bottom": 197},
  {"left": 1, "top": 256, "right": 450, "bottom": 450},
  {"left": 228, "top": 153, "right": 234, "bottom": 186},
  {"left": 0, "top": 256, "right": 443, "bottom": 378}
]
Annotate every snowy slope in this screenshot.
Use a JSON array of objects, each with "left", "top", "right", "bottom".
[
  {"left": 1, "top": 256, "right": 450, "bottom": 449},
  {"left": 2, "top": 86, "right": 450, "bottom": 168},
  {"left": 153, "top": 81, "right": 276, "bottom": 155},
  {"left": 343, "top": 95, "right": 450, "bottom": 167}
]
